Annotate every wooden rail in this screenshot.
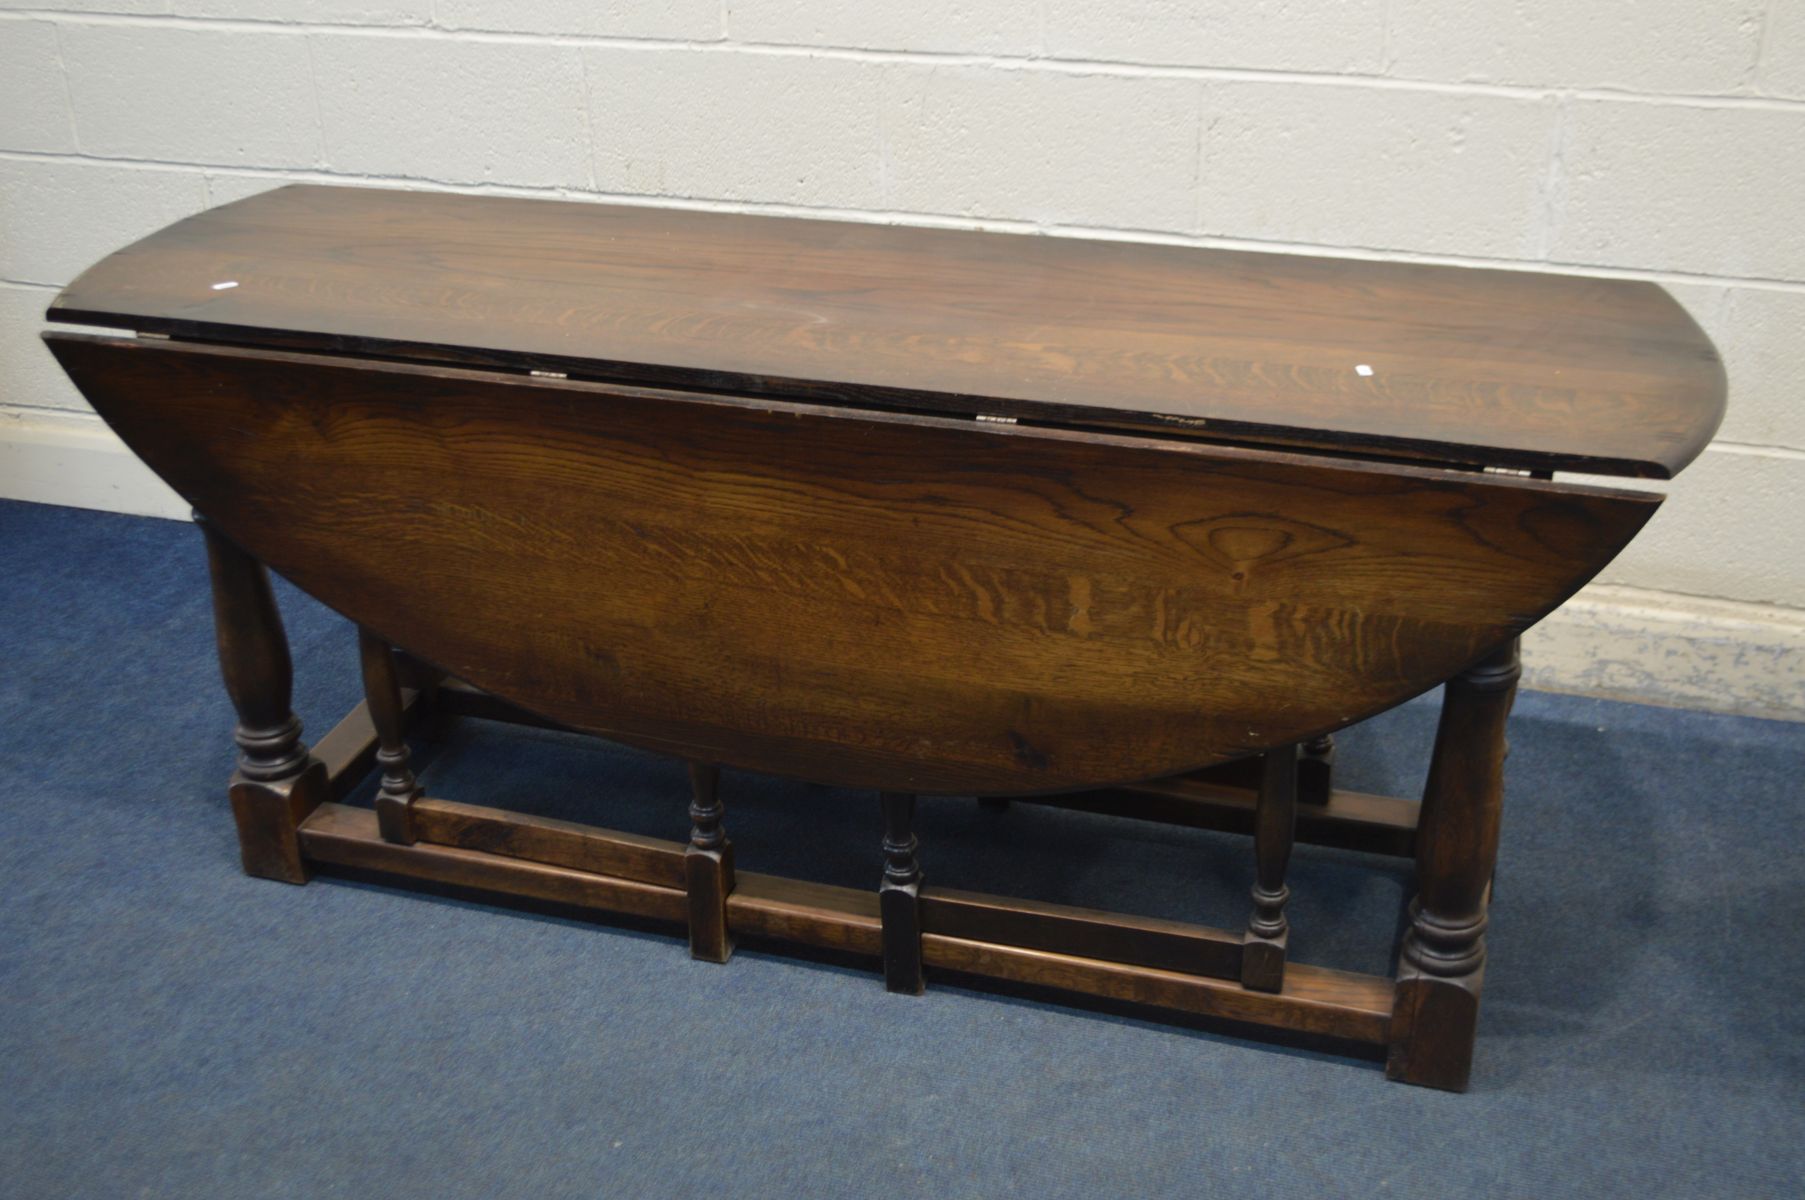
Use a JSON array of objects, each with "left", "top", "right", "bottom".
[{"left": 302, "top": 687, "right": 1400, "bottom": 1056}]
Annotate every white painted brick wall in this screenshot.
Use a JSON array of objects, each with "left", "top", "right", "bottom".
[
  {"left": 0, "top": 158, "right": 208, "bottom": 283},
  {"left": 1599, "top": 448, "right": 1804, "bottom": 608},
  {"left": 0, "top": 282, "right": 83, "bottom": 412},
  {"left": 729, "top": 1, "right": 1038, "bottom": 56},
  {"left": 0, "top": 1, "right": 1801, "bottom": 712},
  {"left": 316, "top": 35, "right": 589, "bottom": 186},
  {"left": 1386, "top": 1, "right": 1766, "bottom": 93},
  {"left": 61, "top": 24, "right": 319, "bottom": 165},
  {"left": 1040, "top": 1, "right": 1386, "bottom": 73},
  {"left": 1554, "top": 99, "right": 1805, "bottom": 279},
  {"left": 172, "top": 1, "right": 433, "bottom": 23},
  {"left": 437, "top": 1, "right": 717, "bottom": 41},
  {"left": 588, "top": 48, "right": 884, "bottom": 207},
  {"left": 1195, "top": 81, "right": 1555, "bottom": 257},
  {"left": 0, "top": 21, "right": 74, "bottom": 153},
  {"left": 0, "top": 2, "right": 168, "bottom": 13},
  {"left": 1768, "top": 2, "right": 1805, "bottom": 97},
  {"left": 886, "top": 66, "right": 1198, "bottom": 227},
  {"left": 1666, "top": 282, "right": 1805, "bottom": 449}
]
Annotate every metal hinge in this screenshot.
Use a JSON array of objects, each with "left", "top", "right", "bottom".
[
  {"left": 1483, "top": 466, "right": 1532, "bottom": 477},
  {"left": 975, "top": 413, "right": 1018, "bottom": 425},
  {"left": 529, "top": 369, "right": 568, "bottom": 380}
]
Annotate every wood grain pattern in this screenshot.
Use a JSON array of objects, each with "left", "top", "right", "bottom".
[
  {"left": 52, "top": 332, "right": 1660, "bottom": 794},
  {"left": 919, "top": 887, "right": 1243, "bottom": 980},
  {"left": 201, "top": 516, "right": 307, "bottom": 783},
  {"left": 359, "top": 627, "right": 420, "bottom": 845},
  {"left": 50, "top": 189, "right": 1713, "bottom": 1088},
  {"left": 684, "top": 761, "right": 734, "bottom": 963},
  {"left": 725, "top": 873, "right": 883, "bottom": 957},
  {"left": 300, "top": 802, "right": 688, "bottom": 923},
  {"left": 879, "top": 791, "right": 925, "bottom": 994},
  {"left": 397, "top": 675, "right": 1419, "bottom": 850},
  {"left": 1388, "top": 640, "right": 1519, "bottom": 1091},
  {"left": 202, "top": 515, "right": 328, "bottom": 884},
  {"left": 1058, "top": 775, "right": 1421, "bottom": 858},
  {"left": 48, "top": 184, "right": 1723, "bottom": 478},
  {"left": 410, "top": 797, "right": 687, "bottom": 889},
  {"left": 298, "top": 804, "right": 1391, "bottom": 1044},
  {"left": 920, "top": 936, "right": 1394, "bottom": 1044},
  {"left": 1242, "top": 744, "right": 1298, "bottom": 993},
  {"left": 315, "top": 693, "right": 420, "bottom": 801}
]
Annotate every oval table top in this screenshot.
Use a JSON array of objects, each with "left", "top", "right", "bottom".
[{"left": 49, "top": 184, "right": 1724, "bottom": 480}]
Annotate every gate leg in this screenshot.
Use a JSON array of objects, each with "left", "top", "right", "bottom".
[
  {"left": 1387, "top": 640, "right": 1519, "bottom": 1091},
  {"left": 686, "top": 762, "right": 735, "bottom": 963},
  {"left": 879, "top": 791, "right": 924, "bottom": 995},
  {"left": 1242, "top": 744, "right": 1298, "bottom": 992},
  {"left": 200, "top": 517, "right": 327, "bottom": 884},
  {"left": 359, "top": 628, "right": 421, "bottom": 846}
]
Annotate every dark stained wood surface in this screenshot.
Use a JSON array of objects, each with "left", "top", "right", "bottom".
[
  {"left": 1055, "top": 774, "right": 1421, "bottom": 858},
  {"left": 47, "top": 184, "right": 1723, "bottom": 479},
  {"left": 202, "top": 515, "right": 329, "bottom": 884},
  {"left": 921, "top": 935, "right": 1394, "bottom": 1044},
  {"left": 315, "top": 693, "right": 420, "bottom": 801},
  {"left": 298, "top": 804, "right": 1393, "bottom": 1044},
  {"left": 683, "top": 761, "right": 734, "bottom": 962},
  {"left": 1388, "top": 640, "right": 1520, "bottom": 1091},
  {"left": 411, "top": 797, "right": 687, "bottom": 889},
  {"left": 919, "top": 887, "right": 1244, "bottom": 980},
  {"left": 300, "top": 801, "right": 689, "bottom": 923},
  {"left": 726, "top": 873, "right": 883, "bottom": 957},
  {"left": 359, "top": 627, "right": 421, "bottom": 845},
  {"left": 1242, "top": 744, "right": 1298, "bottom": 993},
  {"left": 53, "top": 333, "right": 1659, "bottom": 794},
  {"left": 879, "top": 791, "right": 925, "bottom": 994}
]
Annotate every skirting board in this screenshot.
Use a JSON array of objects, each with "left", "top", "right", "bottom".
[
  {"left": 0, "top": 408, "right": 188, "bottom": 520},
  {"left": 1523, "top": 586, "right": 1805, "bottom": 723},
  {"left": 2, "top": 408, "right": 1800, "bottom": 722}
]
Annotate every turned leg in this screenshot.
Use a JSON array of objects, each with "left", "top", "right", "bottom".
[
  {"left": 1299, "top": 734, "right": 1335, "bottom": 806},
  {"left": 200, "top": 517, "right": 327, "bottom": 884},
  {"left": 685, "top": 762, "right": 735, "bottom": 963},
  {"left": 880, "top": 791, "right": 924, "bottom": 995},
  {"left": 358, "top": 627, "right": 421, "bottom": 845},
  {"left": 1388, "top": 639, "right": 1519, "bottom": 1091},
  {"left": 1242, "top": 744, "right": 1298, "bottom": 992}
]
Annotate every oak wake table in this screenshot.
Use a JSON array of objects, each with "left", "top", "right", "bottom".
[{"left": 44, "top": 185, "right": 1724, "bottom": 1091}]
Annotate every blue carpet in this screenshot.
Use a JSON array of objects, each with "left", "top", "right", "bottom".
[{"left": 1, "top": 498, "right": 1800, "bottom": 1199}]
